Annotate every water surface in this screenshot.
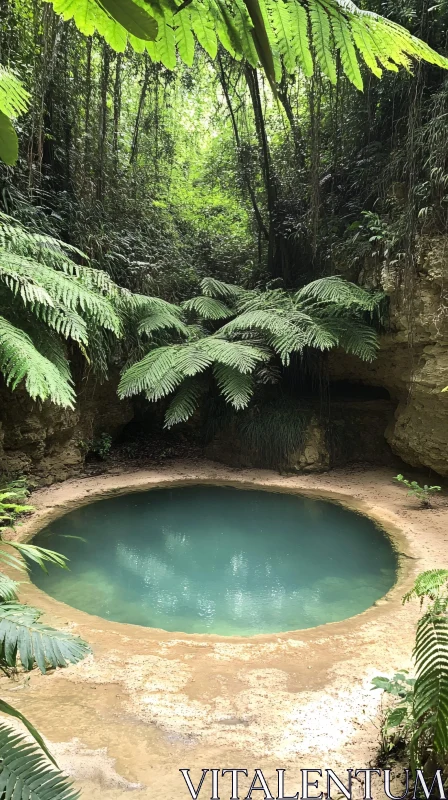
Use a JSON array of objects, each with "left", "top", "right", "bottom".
[{"left": 31, "top": 485, "right": 397, "bottom": 635}]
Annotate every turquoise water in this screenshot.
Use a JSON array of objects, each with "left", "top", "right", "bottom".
[{"left": 30, "top": 485, "right": 397, "bottom": 636}]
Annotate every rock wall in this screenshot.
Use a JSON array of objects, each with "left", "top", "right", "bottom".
[
  {"left": 0, "top": 376, "right": 133, "bottom": 484},
  {"left": 1, "top": 234, "right": 447, "bottom": 481},
  {"left": 330, "top": 235, "right": 448, "bottom": 476}
]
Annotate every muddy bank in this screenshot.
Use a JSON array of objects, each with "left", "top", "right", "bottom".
[{"left": 2, "top": 461, "right": 448, "bottom": 799}]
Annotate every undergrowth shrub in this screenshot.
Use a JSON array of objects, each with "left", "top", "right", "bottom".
[{"left": 394, "top": 475, "right": 441, "bottom": 508}]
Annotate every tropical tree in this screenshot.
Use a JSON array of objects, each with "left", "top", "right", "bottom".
[{"left": 118, "top": 275, "right": 383, "bottom": 426}]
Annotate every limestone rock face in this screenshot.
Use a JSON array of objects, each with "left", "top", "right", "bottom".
[
  {"left": 0, "top": 375, "right": 133, "bottom": 484},
  {"left": 331, "top": 235, "right": 448, "bottom": 476}
]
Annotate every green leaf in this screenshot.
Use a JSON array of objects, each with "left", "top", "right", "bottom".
[
  {"left": 0, "top": 720, "right": 80, "bottom": 798},
  {"left": 413, "top": 611, "right": 448, "bottom": 753},
  {"left": 0, "top": 111, "right": 18, "bottom": 166},
  {"left": 96, "top": 0, "right": 158, "bottom": 39},
  {"left": 174, "top": 7, "right": 195, "bottom": 65},
  {"left": 0, "top": 701, "right": 57, "bottom": 766},
  {"left": 0, "top": 603, "right": 91, "bottom": 674},
  {"left": 308, "top": 0, "right": 336, "bottom": 84},
  {"left": 331, "top": 13, "right": 363, "bottom": 90},
  {"left": 190, "top": 2, "right": 218, "bottom": 58},
  {"left": 288, "top": 0, "right": 313, "bottom": 76}
]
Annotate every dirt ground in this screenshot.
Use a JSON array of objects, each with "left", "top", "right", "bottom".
[{"left": 2, "top": 461, "right": 448, "bottom": 799}]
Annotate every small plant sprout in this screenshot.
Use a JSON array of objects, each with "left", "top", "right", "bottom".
[{"left": 394, "top": 474, "right": 441, "bottom": 508}]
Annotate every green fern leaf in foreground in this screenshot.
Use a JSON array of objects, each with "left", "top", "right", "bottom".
[
  {"left": 404, "top": 570, "right": 448, "bottom": 604},
  {"left": 413, "top": 611, "right": 448, "bottom": 754},
  {"left": 41, "top": 0, "right": 448, "bottom": 93},
  {"left": 0, "top": 723, "right": 80, "bottom": 800}
]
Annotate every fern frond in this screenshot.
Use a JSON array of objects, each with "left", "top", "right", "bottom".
[
  {"left": 309, "top": 0, "right": 336, "bottom": 83},
  {"left": 164, "top": 377, "right": 204, "bottom": 427},
  {"left": 0, "top": 68, "right": 29, "bottom": 118},
  {"left": 200, "top": 276, "right": 245, "bottom": 299},
  {"left": 331, "top": 13, "right": 363, "bottom": 90},
  {"left": 288, "top": 0, "right": 313, "bottom": 76},
  {"left": 118, "top": 345, "right": 181, "bottom": 396},
  {"left": 267, "top": 0, "right": 296, "bottom": 74},
  {"left": 182, "top": 295, "right": 233, "bottom": 320},
  {"left": 404, "top": 570, "right": 448, "bottom": 604},
  {"left": 200, "top": 336, "right": 269, "bottom": 372},
  {"left": 190, "top": 1, "right": 218, "bottom": 58},
  {"left": 174, "top": 7, "right": 195, "bottom": 65},
  {"left": 0, "top": 317, "right": 75, "bottom": 407},
  {"left": 413, "top": 611, "right": 448, "bottom": 753},
  {"left": 138, "top": 311, "right": 189, "bottom": 337},
  {"left": 296, "top": 276, "right": 383, "bottom": 311},
  {"left": 145, "top": 367, "right": 183, "bottom": 400},
  {"left": 213, "top": 364, "right": 254, "bottom": 409}
]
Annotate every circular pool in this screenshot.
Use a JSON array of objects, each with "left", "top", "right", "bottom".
[{"left": 30, "top": 485, "right": 398, "bottom": 635}]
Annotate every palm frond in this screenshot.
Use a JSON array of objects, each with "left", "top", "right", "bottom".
[
  {"left": 0, "top": 603, "right": 90, "bottom": 673},
  {"left": 0, "top": 573, "right": 19, "bottom": 602},
  {"left": 0, "top": 722, "right": 80, "bottom": 799}
]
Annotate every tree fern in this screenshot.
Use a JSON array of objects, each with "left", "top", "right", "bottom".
[
  {"left": 121, "top": 276, "right": 382, "bottom": 424},
  {"left": 403, "top": 570, "right": 448, "bottom": 604},
  {"left": 0, "top": 215, "right": 141, "bottom": 406}
]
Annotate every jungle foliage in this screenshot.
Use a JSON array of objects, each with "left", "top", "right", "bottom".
[
  {"left": 1, "top": 0, "right": 448, "bottom": 792},
  {"left": 0, "top": 479, "right": 89, "bottom": 798},
  {"left": 118, "top": 274, "right": 383, "bottom": 426},
  {"left": 374, "top": 570, "right": 448, "bottom": 772}
]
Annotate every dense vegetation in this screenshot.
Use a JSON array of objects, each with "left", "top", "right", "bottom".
[{"left": 0, "top": 0, "right": 448, "bottom": 794}]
